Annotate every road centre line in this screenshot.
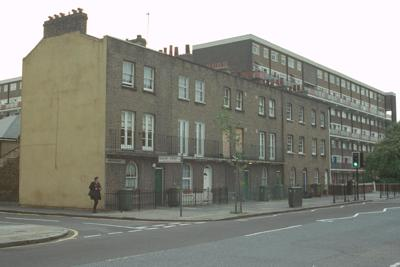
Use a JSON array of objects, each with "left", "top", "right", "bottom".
[
  {"left": 128, "top": 230, "right": 142, "bottom": 233},
  {"left": 84, "top": 234, "right": 101, "bottom": 238},
  {"left": 317, "top": 206, "right": 400, "bottom": 222},
  {"left": 244, "top": 225, "right": 302, "bottom": 237},
  {"left": 5, "top": 217, "right": 60, "bottom": 223},
  {"left": 108, "top": 232, "right": 123, "bottom": 235},
  {"left": 83, "top": 222, "right": 138, "bottom": 229}
]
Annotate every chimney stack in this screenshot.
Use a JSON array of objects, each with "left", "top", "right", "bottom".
[
  {"left": 163, "top": 47, "right": 167, "bottom": 54},
  {"left": 185, "top": 44, "right": 190, "bottom": 54},
  {"left": 169, "top": 45, "right": 173, "bottom": 56},
  {"left": 43, "top": 8, "right": 87, "bottom": 38},
  {"left": 174, "top": 47, "right": 179, "bottom": 56},
  {"left": 128, "top": 35, "right": 147, "bottom": 47}
]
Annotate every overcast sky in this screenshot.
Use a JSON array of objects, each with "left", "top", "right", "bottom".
[{"left": 1, "top": 0, "right": 399, "bottom": 120}]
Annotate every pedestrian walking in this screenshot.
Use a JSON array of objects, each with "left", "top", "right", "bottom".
[{"left": 88, "top": 177, "right": 102, "bottom": 213}]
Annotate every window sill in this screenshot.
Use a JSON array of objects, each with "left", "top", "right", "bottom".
[
  {"left": 142, "top": 147, "right": 154, "bottom": 152},
  {"left": 223, "top": 105, "right": 232, "bottom": 110},
  {"left": 258, "top": 113, "right": 266, "bottom": 117},
  {"left": 298, "top": 152, "right": 305, "bottom": 156},
  {"left": 320, "top": 154, "right": 326, "bottom": 157},
  {"left": 287, "top": 151, "right": 295, "bottom": 155},
  {"left": 311, "top": 153, "right": 317, "bottom": 157},
  {"left": 121, "top": 84, "right": 136, "bottom": 90},
  {"left": 195, "top": 101, "right": 206, "bottom": 105},
  {"left": 269, "top": 115, "right": 276, "bottom": 119},
  {"left": 178, "top": 97, "right": 190, "bottom": 102},
  {"left": 143, "top": 88, "right": 154, "bottom": 93},
  {"left": 299, "top": 121, "right": 305, "bottom": 125},
  {"left": 235, "top": 108, "right": 244, "bottom": 113},
  {"left": 286, "top": 119, "right": 294, "bottom": 123}
]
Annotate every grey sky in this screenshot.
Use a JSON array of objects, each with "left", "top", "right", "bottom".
[{"left": 1, "top": 0, "right": 399, "bottom": 120}]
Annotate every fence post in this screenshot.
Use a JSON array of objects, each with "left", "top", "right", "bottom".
[
  {"left": 138, "top": 189, "right": 141, "bottom": 211},
  {"left": 332, "top": 185, "right": 336, "bottom": 203},
  {"left": 386, "top": 184, "right": 389, "bottom": 199},
  {"left": 380, "top": 183, "right": 382, "bottom": 198},
  {"left": 363, "top": 182, "right": 365, "bottom": 201}
]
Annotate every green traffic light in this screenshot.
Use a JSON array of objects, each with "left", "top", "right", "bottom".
[{"left": 353, "top": 162, "right": 358, "bottom": 167}]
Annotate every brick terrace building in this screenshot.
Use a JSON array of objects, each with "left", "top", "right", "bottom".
[
  {"left": 20, "top": 10, "right": 329, "bottom": 209},
  {"left": 192, "top": 35, "right": 396, "bottom": 185}
]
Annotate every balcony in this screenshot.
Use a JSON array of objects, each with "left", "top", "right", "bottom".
[
  {"left": 329, "top": 127, "right": 379, "bottom": 143},
  {"left": 106, "top": 129, "right": 275, "bottom": 162},
  {"left": 241, "top": 71, "right": 303, "bottom": 91},
  {"left": 304, "top": 87, "right": 389, "bottom": 119}
]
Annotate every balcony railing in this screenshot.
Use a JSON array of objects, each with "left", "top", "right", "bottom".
[
  {"left": 0, "top": 102, "right": 21, "bottom": 111},
  {"left": 331, "top": 162, "right": 353, "bottom": 169},
  {"left": 329, "top": 127, "right": 380, "bottom": 142},
  {"left": 106, "top": 129, "right": 273, "bottom": 162},
  {"left": 304, "top": 87, "right": 389, "bottom": 119}
]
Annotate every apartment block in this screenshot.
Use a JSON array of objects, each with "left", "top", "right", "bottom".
[
  {"left": 0, "top": 77, "right": 22, "bottom": 119},
  {"left": 20, "top": 10, "right": 329, "bottom": 209},
  {"left": 193, "top": 35, "right": 396, "bottom": 185}
]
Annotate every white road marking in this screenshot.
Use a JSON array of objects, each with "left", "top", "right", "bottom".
[
  {"left": 162, "top": 225, "right": 176, "bottom": 228},
  {"left": 177, "top": 223, "right": 190, "bottom": 226},
  {"left": 144, "top": 227, "right": 158, "bottom": 230},
  {"left": 317, "top": 206, "right": 400, "bottom": 222},
  {"left": 128, "top": 230, "right": 142, "bottom": 233},
  {"left": 193, "top": 221, "right": 207, "bottom": 224},
  {"left": 390, "top": 262, "right": 400, "bottom": 267},
  {"left": 108, "top": 232, "right": 123, "bottom": 235},
  {"left": 340, "top": 205, "right": 345, "bottom": 208},
  {"left": 83, "top": 222, "right": 138, "bottom": 229},
  {"left": 52, "top": 229, "right": 79, "bottom": 243},
  {"left": 310, "top": 209, "right": 317, "bottom": 212},
  {"left": 84, "top": 234, "right": 101, "bottom": 238},
  {"left": 244, "top": 225, "right": 302, "bottom": 237},
  {"left": 151, "top": 224, "right": 166, "bottom": 227},
  {"left": 5, "top": 217, "right": 60, "bottom": 223}
]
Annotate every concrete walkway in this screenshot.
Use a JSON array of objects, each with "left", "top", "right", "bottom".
[
  {"left": 0, "top": 224, "right": 70, "bottom": 248},
  {"left": 0, "top": 192, "right": 384, "bottom": 222}
]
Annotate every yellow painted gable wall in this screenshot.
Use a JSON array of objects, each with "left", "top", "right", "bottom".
[{"left": 20, "top": 32, "right": 107, "bottom": 209}]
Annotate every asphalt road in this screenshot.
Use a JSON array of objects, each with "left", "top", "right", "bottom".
[{"left": 1, "top": 199, "right": 400, "bottom": 267}]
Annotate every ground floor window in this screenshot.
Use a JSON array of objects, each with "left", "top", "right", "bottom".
[
  {"left": 125, "top": 162, "right": 138, "bottom": 189},
  {"left": 261, "top": 167, "right": 268, "bottom": 186},
  {"left": 290, "top": 167, "right": 296, "bottom": 187},
  {"left": 182, "top": 163, "right": 192, "bottom": 190}
]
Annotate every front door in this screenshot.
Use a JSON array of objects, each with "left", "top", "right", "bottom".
[
  {"left": 154, "top": 168, "right": 163, "bottom": 206},
  {"left": 203, "top": 166, "right": 212, "bottom": 191}
]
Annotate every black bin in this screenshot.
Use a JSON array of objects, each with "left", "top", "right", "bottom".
[
  {"left": 288, "top": 187, "right": 303, "bottom": 208},
  {"left": 118, "top": 189, "right": 133, "bottom": 211}
]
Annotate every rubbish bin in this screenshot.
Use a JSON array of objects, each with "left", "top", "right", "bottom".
[
  {"left": 288, "top": 187, "right": 303, "bottom": 208},
  {"left": 167, "top": 188, "right": 180, "bottom": 207},
  {"left": 118, "top": 189, "right": 133, "bottom": 211}
]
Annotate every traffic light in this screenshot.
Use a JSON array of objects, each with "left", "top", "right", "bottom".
[{"left": 352, "top": 152, "right": 360, "bottom": 169}]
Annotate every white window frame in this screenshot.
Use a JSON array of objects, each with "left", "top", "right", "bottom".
[
  {"left": 258, "top": 96, "right": 265, "bottom": 115},
  {"left": 314, "top": 169, "right": 319, "bottom": 184},
  {"left": 121, "top": 111, "right": 135, "bottom": 150},
  {"left": 125, "top": 162, "right": 138, "bottom": 189},
  {"left": 297, "top": 61, "right": 302, "bottom": 72},
  {"left": 280, "top": 54, "right": 286, "bottom": 65},
  {"left": 178, "top": 76, "right": 189, "bottom": 100},
  {"left": 298, "top": 136, "right": 304, "bottom": 154},
  {"left": 143, "top": 66, "right": 154, "bottom": 92},
  {"left": 236, "top": 91, "right": 243, "bottom": 111},
  {"left": 122, "top": 61, "right": 134, "bottom": 87},
  {"left": 252, "top": 43, "right": 260, "bottom": 55},
  {"left": 223, "top": 87, "right": 231, "bottom": 108},
  {"left": 271, "top": 51, "right": 278, "bottom": 62},
  {"left": 195, "top": 80, "right": 205, "bottom": 103},
  {"left": 311, "top": 110, "right": 316, "bottom": 126},
  {"left": 320, "top": 112, "right": 325, "bottom": 128},
  {"left": 312, "top": 138, "right": 317, "bottom": 156},
  {"left": 286, "top": 103, "right": 292, "bottom": 121},
  {"left": 259, "top": 131, "right": 266, "bottom": 160},
  {"left": 142, "top": 114, "right": 154, "bottom": 151},
  {"left": 182, "top": 164, "right": 192, "bottom": 190},
  {"left": 263, "top": 47, "right": 269, "bottom": 58},
  {"left": 269, "top": 99, "right": 276, "bottom": 117},
  {"left": 299, "top": 106, "right": 304, "bottom": 123},
  {"left": 287, "top": 135, "right": 293, "bottom": 153},
  {"left": 320, "top": 139, "right": 325, "bottom": 156},
  {"left": 288, "top": 57, "right": 295, "bottom": 68},
  {"left": 195, "top": 122, "right": 205, "bottom": 157},
  {"left": 179, "top": 120, "right": 189, "bottom": 156},
  {"left": 269, "top": 133, "right": 276, "bottom": 160}
]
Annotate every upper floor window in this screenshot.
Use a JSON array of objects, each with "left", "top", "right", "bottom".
[
  {"left": 223, "top": 87, "right": 231, "bottom": 108},
  {"left": 312, "top": 138, "right": 317, "bottom": 156},
  {"left": 271, "top": 51, "right": 278, "bottom": 62},
  {"left": 122, "top": 61, "right": 134, "bottom": 87},
  {"left": 121, "top": 111, "right": 135, "bottom": 150},
  {"left": 298, "top": 136, "right": 305, "bottom": 154},
  {"left": 143, "top": 66, "right": 154, "bottom": 92},
  {"left": 195, "top": 80, "right": 205, "bottom": 103},
  {"left": 179, "top": 120, "right": 189, "bottom": 155},
  {"left": 195, "top": 122, "right": 205, "bottom": 157},
  {"left": 311, "top": 110, "right": 316, "bottom": 126},
  {"left": 320, "top": 112, "right": 326, "bottom": 128},
  {"left": 142, "top": 114, "right": 154, "bottom": 151},
  {"left": 259, "top": 131, "right": 266, "bottom": 160},
  {"left": 263, "top": 48, "right": 269, "bottom": 58},
  {"left": 280, "top": 55, "right": 286, "bottom": 65},
  {"left": 288, "top": 57, "right": 295, "bottom": 68},
  {"left": 258, "top": 96, "right": 265, "bottom": 116},
  {"left": 252, "top": 43, "right": 260, "bottom": 55},
  {"left": 9, "top": 83, "right": 17, "bottom": 91},
  {"left": 324, "top": 72, "right": 328, "bottom": 82},
  {"left": 178, "top": 76, "right": 189, "bottom": 100},
  {"left": 286, "top": 103, "right": 293, "bottom": 121},
  {"left": 269, "top": 99, "right": 276, "bottom": 118},
  {"left": 236, "top": 91, "right": 243, "bottom": 111},
  {"left": 269, "top": 133, "right": 276, "bottom": 160},
  {"left": 299, "top": 106, "right": 304, "bottom": 123},
  {"left": 287, "top": 135, "right": 293, "bottom": 153},
  {"left": 320, "top": 139, "right": 325, "bottom": 156},
  {"left": 317, "top": 70, "right": 323, "bottom": 79},
  {"left": 296, "top": 61, "right": 302, "bottom": 72}
]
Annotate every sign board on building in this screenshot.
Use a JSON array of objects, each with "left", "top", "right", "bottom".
[
  {"left": 105, "top": 158, "right": 126, "bottom": 164},
  {"left": 158, "top": 155, "right": 182, "bottom": 164}
]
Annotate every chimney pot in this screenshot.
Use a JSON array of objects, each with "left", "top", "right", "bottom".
[
  {"left": 163, "top": 47, "right": 167, "bottom": 54},
  {"left": 169, "top": 45, "right": 173, "bottom": 56},
  {"left": 185, "top": 44, "right": 190, "bottom": 54},
  {"left": 77, "top": 8, "right": 83, "bottom": 13},
  {"left": 72, "top": 9, "right": 77, "bottom": 14},
  {"left": 174, "top": 47, "right": 179, "bottom": 56},
  {"left": 60, "top": 13, "right": 65, "bottom": 17}
]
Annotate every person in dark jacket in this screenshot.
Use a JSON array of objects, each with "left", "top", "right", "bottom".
[{"left": 89, "top": 177, "right": 102, "bottom": 213}]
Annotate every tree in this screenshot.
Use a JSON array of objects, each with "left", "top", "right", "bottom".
[{"left": 365, "top": 122, "right": 400, "bottom": 182}]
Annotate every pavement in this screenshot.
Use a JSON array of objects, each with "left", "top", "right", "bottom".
[
  {"left": 0, "top": 224, "right": 70, "bottom": 248},
  {"left": 0, "top": 192, "right": 386, "bottom": 249}
]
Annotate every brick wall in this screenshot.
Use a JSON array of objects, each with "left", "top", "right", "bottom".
[{"left": 0, "top": 157, "right": 19, "bottom": 201}]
